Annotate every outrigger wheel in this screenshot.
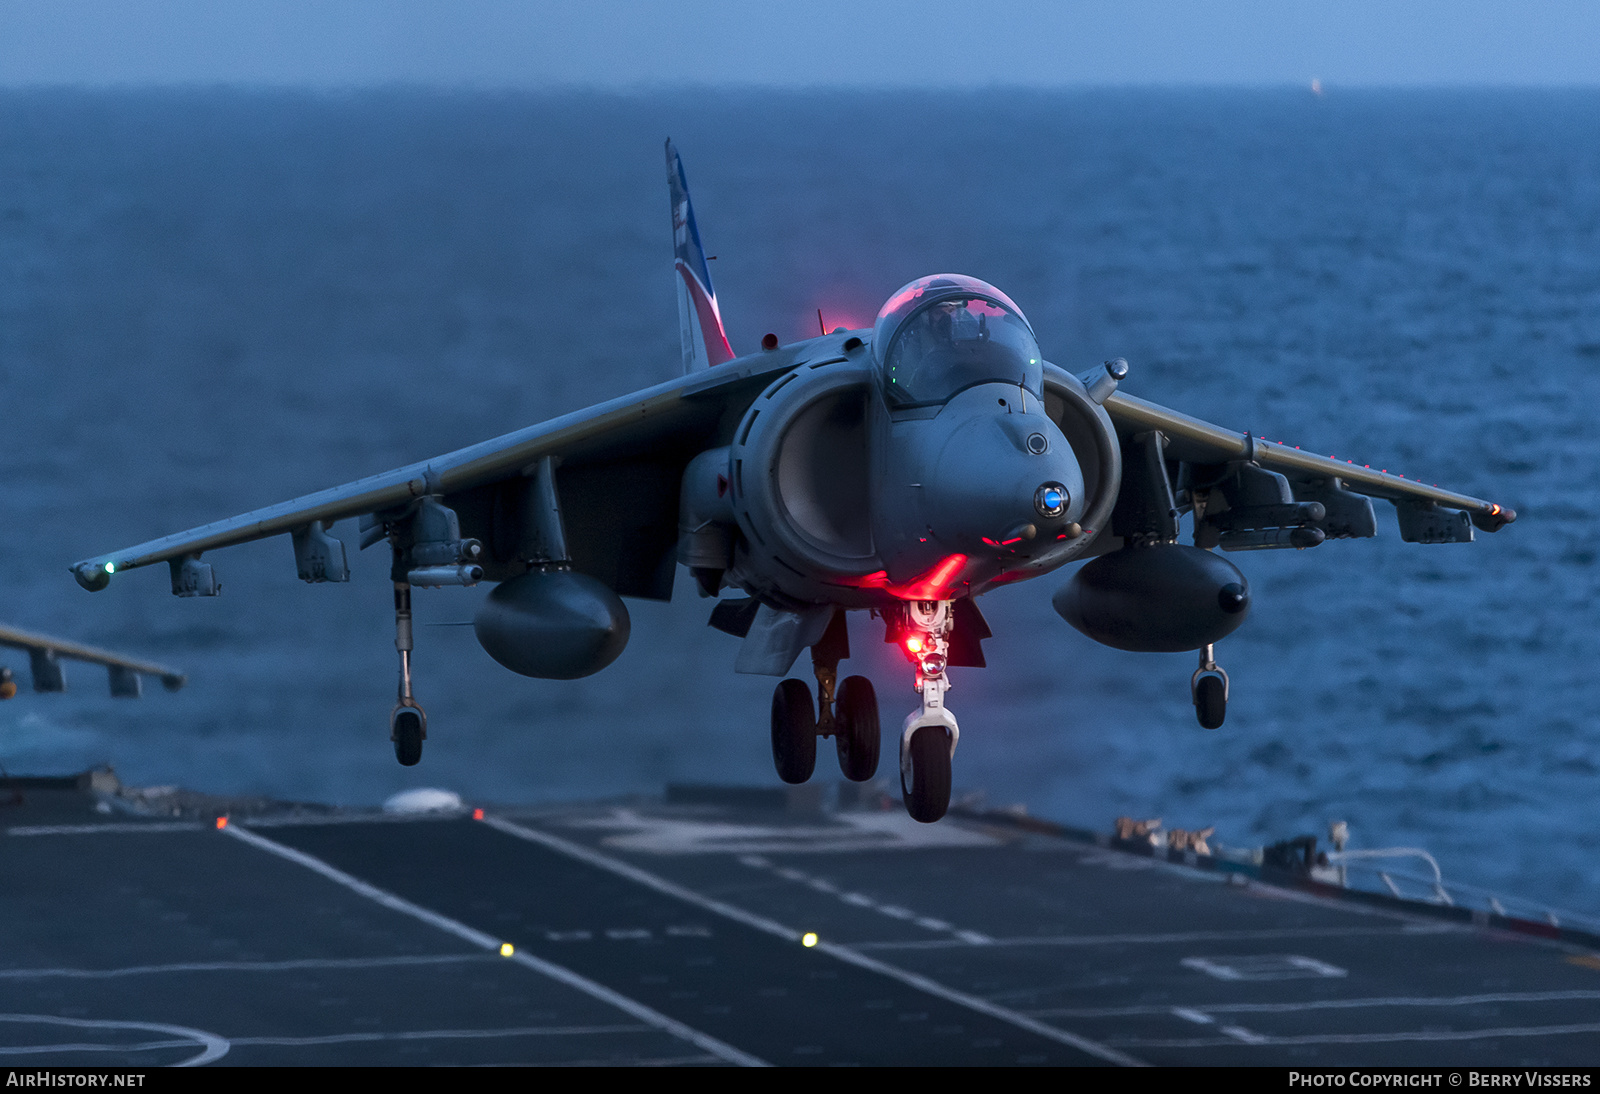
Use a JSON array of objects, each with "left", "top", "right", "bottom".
[
  {"left": 834, "top": 675, "right": 881, "bottom": 782},
  {"left": 771, "top": 678, "right": 817, "bottom": 784},
  {"left": 1192, "top": 643, "right": 1229, "bottom": 730},
  {"left": 391, "top": 704, "right": 426, "bottom": 766}
]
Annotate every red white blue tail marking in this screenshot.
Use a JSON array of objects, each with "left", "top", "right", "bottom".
[{"left": 667, "top": 140, "right": 735, "bottom": 372}]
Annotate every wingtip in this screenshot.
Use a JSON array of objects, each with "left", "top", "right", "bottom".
[
  {"left": 1471, "top": 503, "right": 1516, "bottom": 533},
  {"left": 72, "top": 560, "right": 112, "bottom": 592}
]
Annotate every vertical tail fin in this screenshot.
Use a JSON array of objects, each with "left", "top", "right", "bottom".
[{"left": 667, "top": 139, "right": 735, "bottom": 372}]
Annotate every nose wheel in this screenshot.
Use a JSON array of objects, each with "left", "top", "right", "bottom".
[
  {"left": 901, "top": 724, "right": 953, "bottom": 823},
  {"left": 897, "top": 600, "right": 959, "bottom": 823}
]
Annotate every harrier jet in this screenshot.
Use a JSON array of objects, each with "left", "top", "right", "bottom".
[{"left": 70, "top": 141, "right": 1513, "bottom": 822}]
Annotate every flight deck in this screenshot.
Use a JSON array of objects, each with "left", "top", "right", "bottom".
[{"left": 3, "top": 772, "right": 1598, "bottom": 1067}]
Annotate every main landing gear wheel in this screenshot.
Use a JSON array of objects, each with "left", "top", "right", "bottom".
[
  {"left": 771, "top": 678, "right": 817, "bottom": 784},
  {"left": 834, "top": 675, "right": 881, "bottom": 782},
  {"left": 901, "top": 725, "right": 952, "bottom": 823},
  {"left": 392, "top": 706, "right": 425, "bottom": 766}
]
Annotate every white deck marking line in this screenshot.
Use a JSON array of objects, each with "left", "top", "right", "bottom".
[
  {"left": 1107, "top": 1020, "right": 1600, "bottom": 1048},
  {"left": 0, "top": 954, "right": 491, "bottom": 980},
  {"left": 1032, "top": 988, "right": 1600, "bottom": 1020},
  {"left": 1220, "top": 1025, "right": 1269, "bottom": 1044},
  {"left": 852, "top": 925, "right": 1425, "bottom": 950},
  {"left": 227, "top": 1024, "right": 652, "bottom": 1047},
  {"left": 481, "top": 814, "right": 1145, "bottom": 1067},
  {"left": 0, "top": 1039, "right": 199, "bottom": 1056},
  {"left": 526, "top": 1054, "right": 724, "bottom": 1067},
  {"left": 0, "top": 1014, "right": 228, "bottom": 1066},
  {"left": 6, "top": 822, "right": 205, "bottom": 836},
  {"left": 223, "top": 823, "right": 768, "bottom": 1068},
  {"left": 736, "top": 856, "right": 995, "bottom": 944}
]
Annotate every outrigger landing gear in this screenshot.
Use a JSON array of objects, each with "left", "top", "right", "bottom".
[
  {"left": 391, "top": 580, "right": 427, "bottom": 766},
  {"left": 899, "top": 600, "right": 957, "bottom": 823},
  {"left": 770, "top": 611, "right": 881, "bottom": 786},
  {"left": 1192, "top": 643, "right": 1228, "bottom": 730}
]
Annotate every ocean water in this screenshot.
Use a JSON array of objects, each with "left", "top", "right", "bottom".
[{"left": 1, "top": 88, "right": 1596, "bottom": 914}]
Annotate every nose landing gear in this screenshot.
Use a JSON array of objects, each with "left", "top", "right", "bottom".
[
  {"left": 1192, "top": 643, "right": 1228, "bottom": 729},
  {"left": 898, "top": 600, "right": 958, "bottom": 823}
]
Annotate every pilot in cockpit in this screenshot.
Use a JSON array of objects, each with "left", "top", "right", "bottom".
[{"left": 877, "top": 279, "right": 1042, "bottom": 409}]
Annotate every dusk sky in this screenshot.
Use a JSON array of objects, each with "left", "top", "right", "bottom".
[{"left": 3, "top": 1, "right": 1599, "bottom": 88}]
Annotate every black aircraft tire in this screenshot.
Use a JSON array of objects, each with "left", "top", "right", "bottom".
[
  {"left": 771, "top": 679, "right": 817, "bottom": 784},
  {"left": 393, "top": 709, "right": 424, "bottom": 766},
  {"left": 1195, "top": 674, "right": 1226, "bottom": 730},
  {"left": 901, "top": 726, "right": 952, "bottom": 823},
  {"left": 835, "top": 675, "right": 881, "bottom": 782}
]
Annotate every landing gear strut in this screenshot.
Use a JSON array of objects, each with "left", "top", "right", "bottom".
[
  {"left": 1192, "top": 643, "right": 1228, "bottom": 730},
  {"left": 898, "top": 600, "right": 957, "bottom": 823},
  {"left": 391, "top": 580, "right": 427, "bottom": 765}
]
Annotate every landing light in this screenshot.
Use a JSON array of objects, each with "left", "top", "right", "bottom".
[
  {"left": 801, "top": 932, "right": 818, "bottom": 948},
  {"left": 500, "top": 943, "right": 515, "bottom": 957}
]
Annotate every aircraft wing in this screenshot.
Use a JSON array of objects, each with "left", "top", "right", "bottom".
[
  {"left": 1102, "top": 390, "right": 1515, "bottom": 546},
  {"left": 70, "top": 337, "right": 847, "bottom": 599},
  {"left": 0, "top": 623, "right": 185, "bottom": 697}
]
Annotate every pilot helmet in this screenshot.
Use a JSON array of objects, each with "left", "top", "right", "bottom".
[{"left": 871, "top": 274, "right": 1042, "bottom": 408}]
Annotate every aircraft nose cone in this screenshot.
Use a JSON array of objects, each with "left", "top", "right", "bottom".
[{"left": 925, "top": 415, "right": 1084, "bottom": 552}]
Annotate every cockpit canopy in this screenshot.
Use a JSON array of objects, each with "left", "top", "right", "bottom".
[{"left": 872, "top": 275, "right": 1042, "bottom": 409}]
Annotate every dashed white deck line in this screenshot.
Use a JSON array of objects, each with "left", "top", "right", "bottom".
[
  {"left": 0, "top": 954, "right": 491, "bottom": 980},
  {"left": 735, "top": 855, "right": 995, "bottom": 944},
  {"left": 481, "top": 814, "right": 1143, "bottom": 1067},
  {"left": 1034, "top": 988, "right": 1600, "bottom": 1020},
  {"left": 1220, "top": 1025, "right": 1270, "bottom": 1044},
  {"left": 222, "top": 823, "right": 768, "bottom": 1068},
  {"left": 1181, "top": 954, "right": 1347, "bottom": 981},
  {"left": 226, "top": 1024, "right": 652, "bottom": 1047},
  {"left": 1108, "top": 1021, "right": 1600, "bottom": 1049},
  {"left": 527, "top": 1053, "right": 725, "bottom": 1067},
  {"left": 852, "top": 925, "right": 1423, "bottom": 951}
]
